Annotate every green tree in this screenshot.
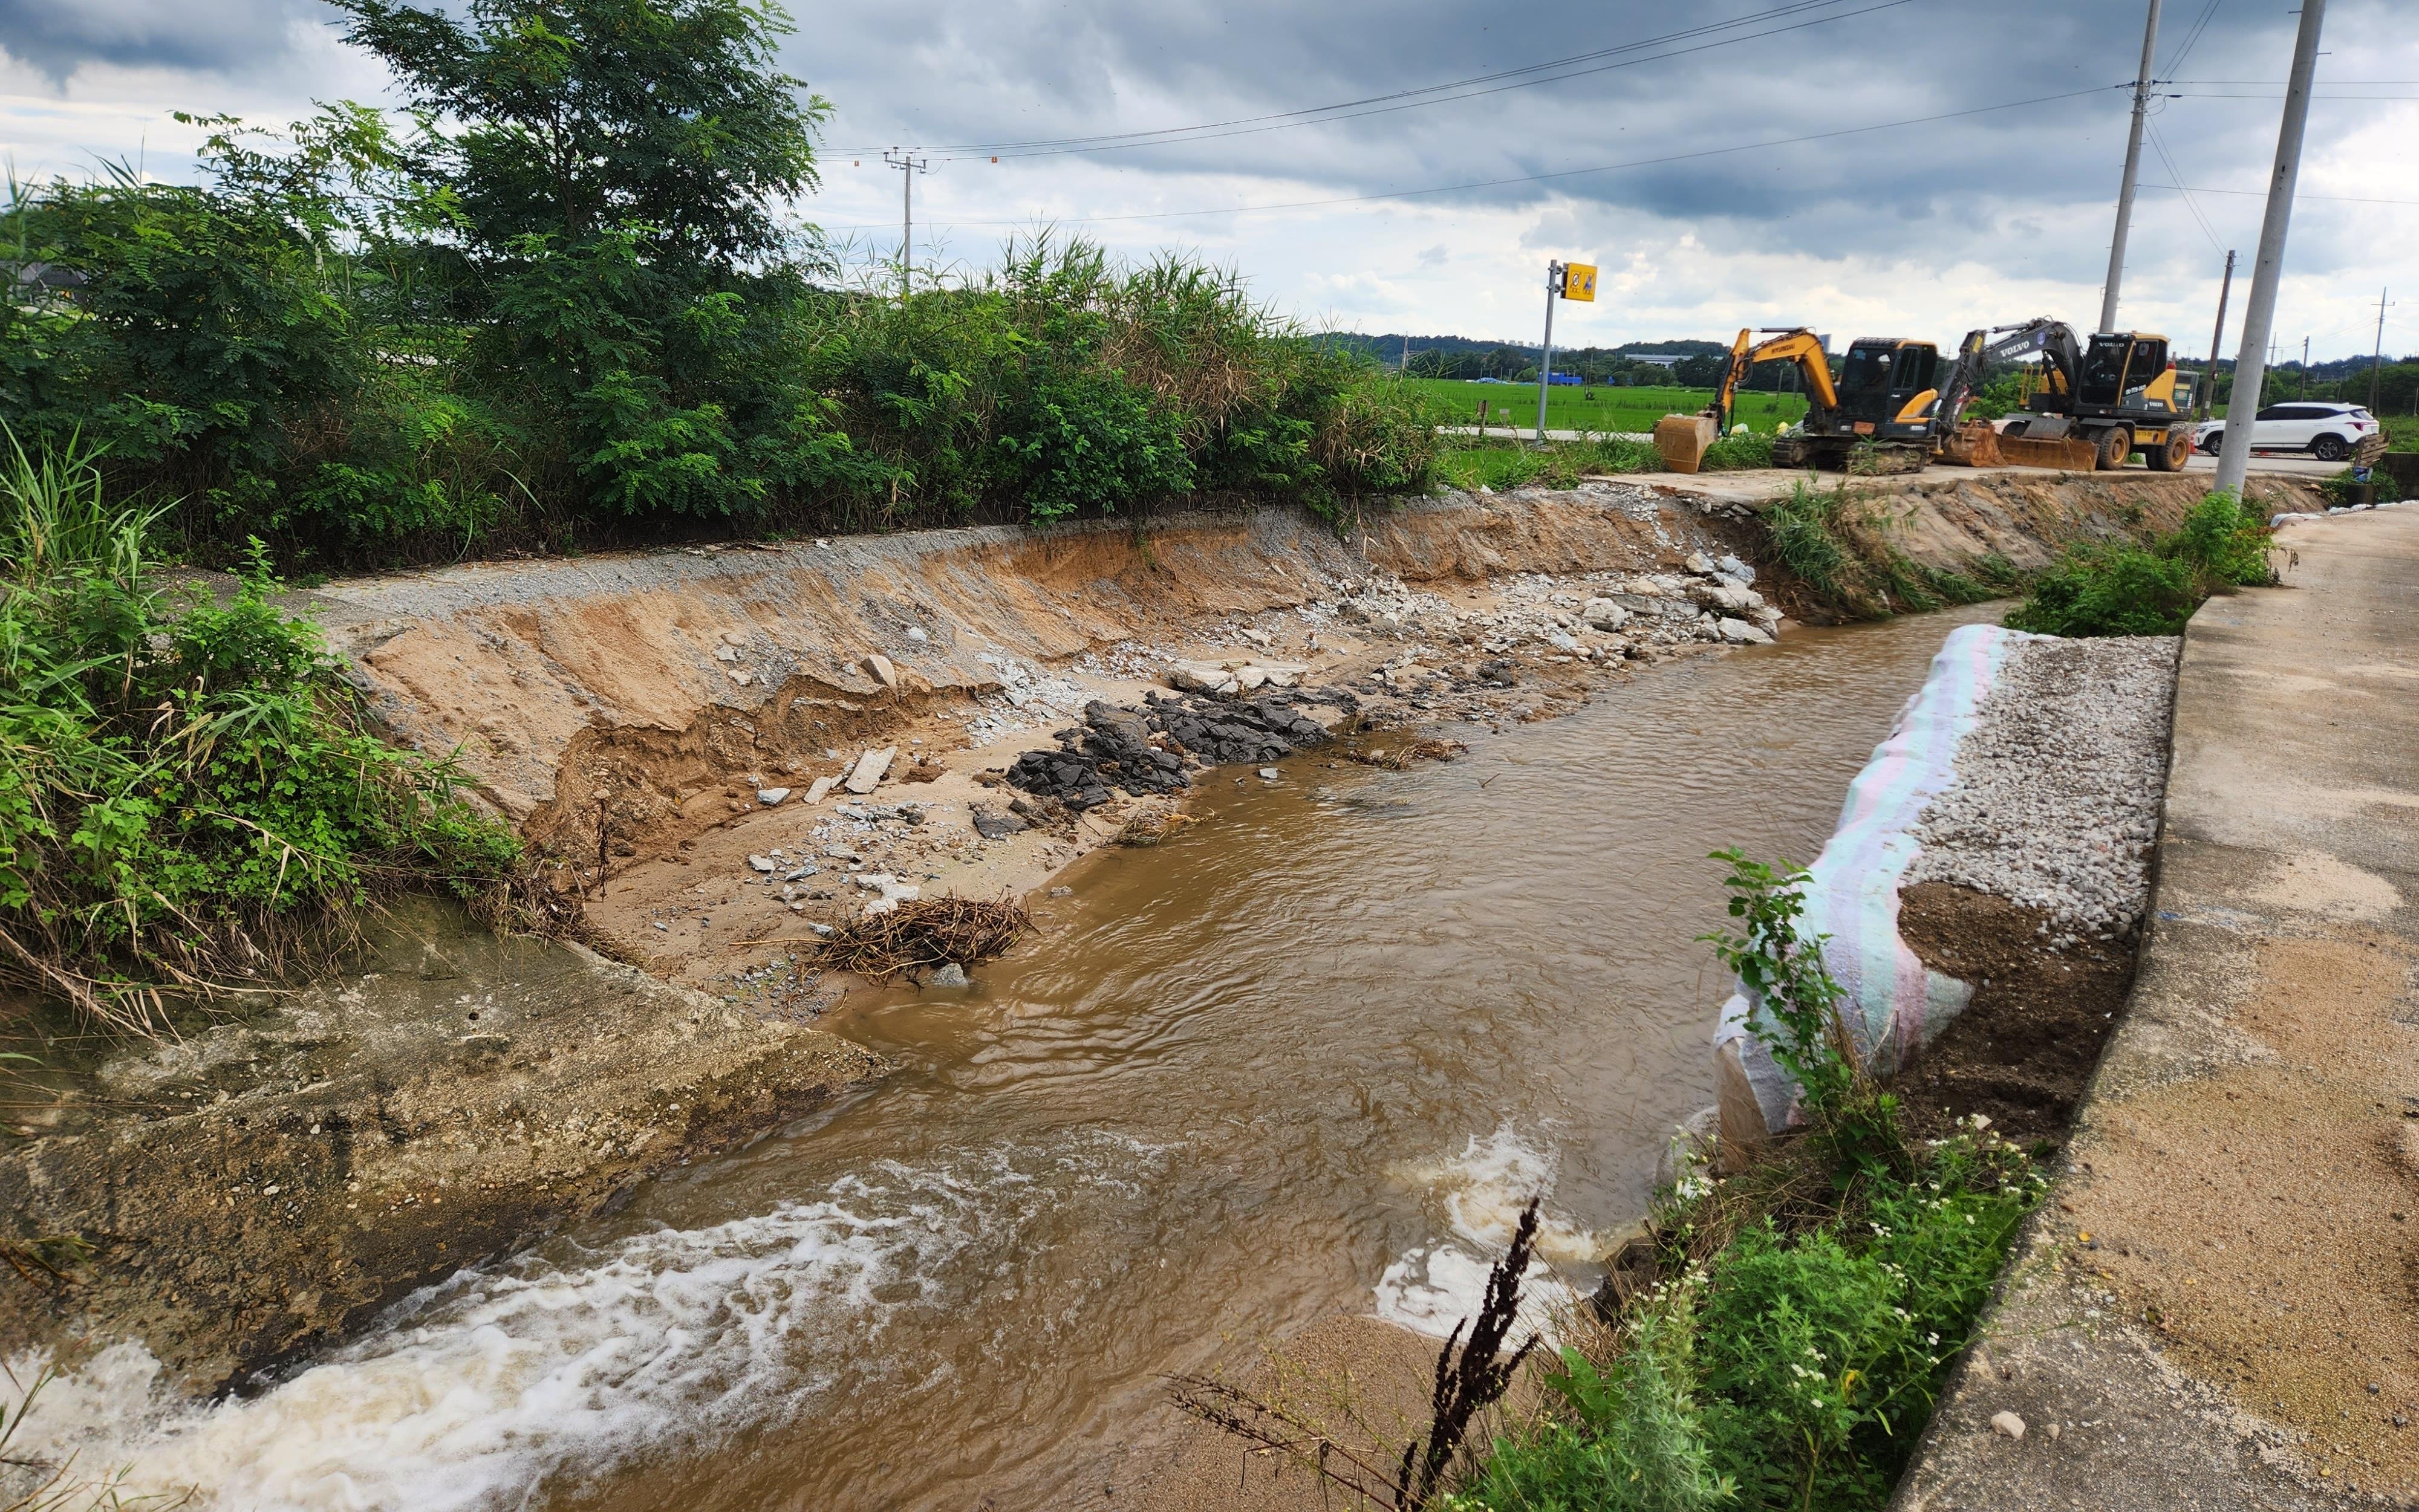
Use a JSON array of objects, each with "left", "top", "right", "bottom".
[{"left": 332, "top": 0, "right": 824, "bottom": 267}]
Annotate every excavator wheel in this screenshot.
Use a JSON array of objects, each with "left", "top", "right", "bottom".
[
  {"left": 2094, "top": 426, "right": 2134, "bottom": 472},
  {"left": 2144, "top": 430, "right": 2191, "bottom": 473}
]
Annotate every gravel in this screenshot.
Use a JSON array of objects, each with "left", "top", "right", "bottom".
[{"left": 1903, "top": 634, "right": 2180, "bottom": 948}]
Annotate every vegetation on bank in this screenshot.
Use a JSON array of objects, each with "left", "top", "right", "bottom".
[
  {"left": 2005, "top": 491, "right": 2274, "bottom": 638},
  {"left": 0, "top": 0, "right": 1434, "bottom": 571},
  {"left": 1448, "top": 853, "right": 2045, "bottom": 1512},
  {"left": 0, "top": 439, "right": 518, "bottom": 1030},
  {"left": 1761, "top": 478, "right": 2023, "bottom": 620}
]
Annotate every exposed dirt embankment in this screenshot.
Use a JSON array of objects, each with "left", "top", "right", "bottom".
[{"left": 308, "top": 470, "right": 2297, "bottom": 870}]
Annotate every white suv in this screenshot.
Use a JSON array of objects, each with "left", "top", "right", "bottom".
[{"left": 2193, "top": 401, "right": 2379, "bottom": 461}]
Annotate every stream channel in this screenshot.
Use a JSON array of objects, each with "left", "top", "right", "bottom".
[{"left": 90, "top": 603, "right": 2000, "bottom": 1511}]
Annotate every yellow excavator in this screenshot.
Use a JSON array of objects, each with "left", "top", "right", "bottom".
[
  {"left": 1982, "top": 321, "right": 2193, "bottom": 471},
  {"left": 1654, "top": 328, "right": 1950, "bottom": 473},
  {"left": 1653, "top": 321, "right": 2194, "bottom": 473}
]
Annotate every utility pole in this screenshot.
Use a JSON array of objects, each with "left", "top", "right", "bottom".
[
  {"left": 1401, "top": 334, "right": 1411, "bottom": 377},
  {"left": 2301, "top": 336, "right": 2310, "bottom": 399},
  {"left": 2100, "top": 0, "right": 2164, "bottom": 333},
  {"left": 2372, "top": 288, "right": 2394, "bottom": 411},
  {"left": 2216, "top": 0, "right": 2326, "bottom": 497},
  {"left": 1535, "top": 261, "right": 1564, "bottom": 443},
  {"left": 884, "top": 151, "right": 930, "bottom": 297},
  {"left": 2198, "top": 248, "right": 2234, "bottom": 419}
]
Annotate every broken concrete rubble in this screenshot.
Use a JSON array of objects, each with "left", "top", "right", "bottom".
[{"left": 844, "top": 746, "right": 896, "bottom": 794}]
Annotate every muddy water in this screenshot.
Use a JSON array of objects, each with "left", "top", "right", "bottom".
[{"left": 80, "top": 606, "right": 1999, "bottom": 1512}]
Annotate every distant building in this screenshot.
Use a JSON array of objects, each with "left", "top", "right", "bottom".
[{"left": 1628, "top": 354, "right": 1687, "bottom": 369}]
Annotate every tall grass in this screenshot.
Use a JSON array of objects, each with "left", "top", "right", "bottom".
[{"left": 0, "top": 434, "right": 518, "bottom": 1030}]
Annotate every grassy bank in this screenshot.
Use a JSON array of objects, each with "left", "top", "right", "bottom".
[
  {"left": 0, "top": 440, "right": 520, "bottom": 1029},
  {"left": 1437, "top": 430, "right": 1780, "bottom": 493},
  {"left": 1450, "top": 854, "right": 2045, "bottom": 1511},
  {"left": 1759, "top": 478, "right": 2025, "bottom": 620}
]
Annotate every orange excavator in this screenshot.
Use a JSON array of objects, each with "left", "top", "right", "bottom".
[{"left": 1655, "top": 327, "right": 1953, "bottom": 473}]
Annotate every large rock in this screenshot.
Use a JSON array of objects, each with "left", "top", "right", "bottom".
[{"left": 1581, "top": 597, "right": 1630, "bottom": 631}]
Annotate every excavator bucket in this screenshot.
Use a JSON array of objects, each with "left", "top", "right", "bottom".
[
  {"left": 1937, "top": 421, "right": 2002, "bottom": 467},
  {"left": 1654, "top": 414, "right": 1718, "bottom": 473},
  {"left": 1990, "top": 431, "right": 2099, "bottom": 470}
]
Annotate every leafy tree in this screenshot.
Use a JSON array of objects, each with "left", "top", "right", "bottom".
[{"left": 332, "top": 0, "right": 825, "bottom": 267}]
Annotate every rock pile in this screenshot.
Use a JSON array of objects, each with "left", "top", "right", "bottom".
[
  {"left": 1297, "top": 556, "right": 1781, "bottom": 664},
  {"left": 1006, "top": 701, "right": 1190, "bottom": 810},
  {"left": 1004, "top": 691, "right": 1338, "bottom": 809},
  {"left": 1144, "top": 689, "right": 1333, "bottom": 765}
]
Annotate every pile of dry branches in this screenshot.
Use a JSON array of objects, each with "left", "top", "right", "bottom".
[
  {"left": 806, "top": 897, "right": 1032, "bottom": 982},
  {"left": 1343, "top": 738, "right": 1467, "bottom": 771}
]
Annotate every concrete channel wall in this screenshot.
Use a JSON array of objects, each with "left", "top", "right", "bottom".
[{"left": 1893, "top": 507, "right": 2419, "bottom": 1509}]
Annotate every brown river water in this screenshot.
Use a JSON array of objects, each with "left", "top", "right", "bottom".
[{"left": 67, "top": 604, "right": 1997, "bottom": 1511}]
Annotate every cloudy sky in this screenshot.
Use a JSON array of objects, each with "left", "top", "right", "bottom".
[{"left": 4, "top": 0, "right": 2415, "bottom": 362}]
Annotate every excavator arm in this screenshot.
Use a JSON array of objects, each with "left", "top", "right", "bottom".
[
  {"left": 1933, "top": 318, "right": 2081, "bottom": 436},
  {"left": 1704, "top": 328, "right": 1838, "bottom": 432}
]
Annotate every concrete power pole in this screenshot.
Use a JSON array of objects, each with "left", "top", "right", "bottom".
[
  {"left": 2100, "top": 0, "right": 2164, "bottom": 334},
  {"left": 2372, "top": 288, "right": 2395, "bottom": 411},
  {"left": 2199, "top": 249, "right": 2235, "bottom": 420},
  {"left": 2215, "top": 0, "right": 2327, "bottom": 498},
  {"left": 884, "top": 151, "right": 930, "bottom": 297}
]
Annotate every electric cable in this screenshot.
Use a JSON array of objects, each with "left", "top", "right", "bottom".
[{"left": 824, "top": 0, "right": 1916, "bottom": 161}]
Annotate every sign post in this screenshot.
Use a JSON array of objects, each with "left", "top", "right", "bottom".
[{"left": 1535, "top": 261, "right": 1597, "bottom": 443}]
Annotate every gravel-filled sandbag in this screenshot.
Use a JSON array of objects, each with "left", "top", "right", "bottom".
[{"left": 1713, "top": 623, "right": 2177, "bottom": 1141}]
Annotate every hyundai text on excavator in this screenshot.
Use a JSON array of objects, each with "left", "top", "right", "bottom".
[{"left": 1654, "top": 327, "right": 1954, "bottom": 473}]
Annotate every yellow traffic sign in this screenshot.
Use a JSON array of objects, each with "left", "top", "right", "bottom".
[{"left": 1561, "top": 263, "right": 1597, "bottom": 301}]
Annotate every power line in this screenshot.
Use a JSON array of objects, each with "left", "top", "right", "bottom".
[
  {"left": 2141, "top": 183, "right": 2419, "bottom": 206},
  {"left": 2158, "top": 0, "right": 2223, "bottom": 76},
  {"left": 2146, "top": 118, "right": 2225, "bottom": 253},
  {"left": 825, "top": 0, "right": 1918, "bottom": 161},
  {"left": 814, "top": 83, "right": 2123, "bottom": 232}
]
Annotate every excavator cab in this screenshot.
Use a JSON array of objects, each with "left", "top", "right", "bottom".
[
  {"left": 2075, "top": 333, "right": 2178, "bottom": 414},
  {"left": 1832, "top": 339, "right": 1942, "bottom": 436}
]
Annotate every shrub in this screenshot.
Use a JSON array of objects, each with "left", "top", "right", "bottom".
[
  {"left": 0, "top": 12, "right": 1436, "bottom": 565},
  {"left": 0, "top": 436, "right": 517, "bottom": 1028},
  {"left": 1701, "top": 430, "right": 1775, "bottom": 471},
  {"left": 2317, "top": 466, "right": 2400, "bottom": 509},
  {"left": 2005, "top": 489, "right": 2273, "bottom": 637},
  {"left": 1452, "top": 1293, "right": 1734, "bottom": 1512}
]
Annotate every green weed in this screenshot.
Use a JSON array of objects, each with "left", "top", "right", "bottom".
[
  {"left": 0, "top": 435, "right": 518, "bottom": 1030},
  {"left": 2006, "top": 490, "right": 2274, "bottom": 637},
  {"left": 1450, "top": 853, "right": 2045, "bottom": 1511}
]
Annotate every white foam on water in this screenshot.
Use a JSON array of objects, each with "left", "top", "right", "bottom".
[
  {"left": 1375, "top": 1126, "right": 1597, "bottom": 1341},
  {"left": 7, "top": 1135, "right": 1159, "bottom": 1512}
]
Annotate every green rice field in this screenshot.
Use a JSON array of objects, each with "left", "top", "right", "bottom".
[{"left": 1401, "top": 376, "right": 1809, "bottom": 435}]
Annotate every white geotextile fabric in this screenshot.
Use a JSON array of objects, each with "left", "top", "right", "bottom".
[{"left": 1714, "top": 622, "right": 2040, "bottom": 1135}]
